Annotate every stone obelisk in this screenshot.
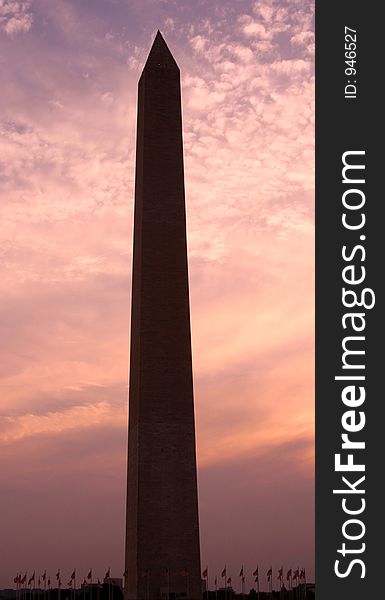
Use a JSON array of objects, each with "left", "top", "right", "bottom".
[{"left": 125, "top": 31, "right": 201, "bottom": 600}]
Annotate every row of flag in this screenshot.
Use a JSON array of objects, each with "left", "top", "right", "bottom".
[
  {"left": 14, "top": 570, "right": 112, "bottom": 589},
  {"left": 15, "top": 566, "right": 307, "bottom": 588},
  {"left": 202, "top": 567, "right": 307, "bottom": 585},
  {"left": 270, "top": 568, "right": 306, "bottom": 583},
  {"left": 277, "top": 569, "right": 306, "bottom": 582}
]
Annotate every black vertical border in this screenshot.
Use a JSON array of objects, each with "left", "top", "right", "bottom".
[{"left": 316, "top": 2, "right": 382, "bottom": 599}]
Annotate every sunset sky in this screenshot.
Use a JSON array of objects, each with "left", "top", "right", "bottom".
[{"left": 0, "top": 0, "right": 314, "bottom": 591}]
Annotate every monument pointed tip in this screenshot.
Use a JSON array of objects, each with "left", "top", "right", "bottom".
[{"left": 142, "top": 30, "right": 179, "bottom": 74}]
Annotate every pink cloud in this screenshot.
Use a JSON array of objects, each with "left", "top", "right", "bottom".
[{"left": 0, "top": 0, "right": 33, "bottom": 36}]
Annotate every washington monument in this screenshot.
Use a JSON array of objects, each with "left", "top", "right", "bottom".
[{"left": 125, "top": 31, "right": 202, "bottom": 600}]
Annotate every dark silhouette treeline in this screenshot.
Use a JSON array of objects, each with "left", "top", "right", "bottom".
[
  {"left": 204, "top": 588, "right": 314, "bottom": 600},
  {"left": 0, "top": 585, "right": 123, "bottom": 600},
  {"left": 0, "top": 586, "right": 316, "bottom": 600}
]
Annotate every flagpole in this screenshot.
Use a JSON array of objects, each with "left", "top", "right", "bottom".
[
  {"left": 215, "top": 577, "right": 217, "bottom": 600},
  {"left": 281, "top": 568, "right": 284, "bottom": 600},
  {"left": 298, "top": 572, "right": 301, "bottom": 600},
  {"left": 106, "top": 571, "right": 110, "bottom": 600},
  {"left": 270, "top": 567, "right": 273, "bottom": 600},
  {"left": 253, "top": 568, "right": 259, "bottom": 600}
]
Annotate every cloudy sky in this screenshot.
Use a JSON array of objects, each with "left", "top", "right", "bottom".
[{"left": 0, "top": 0, "right": 314, "bottom": 591}]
